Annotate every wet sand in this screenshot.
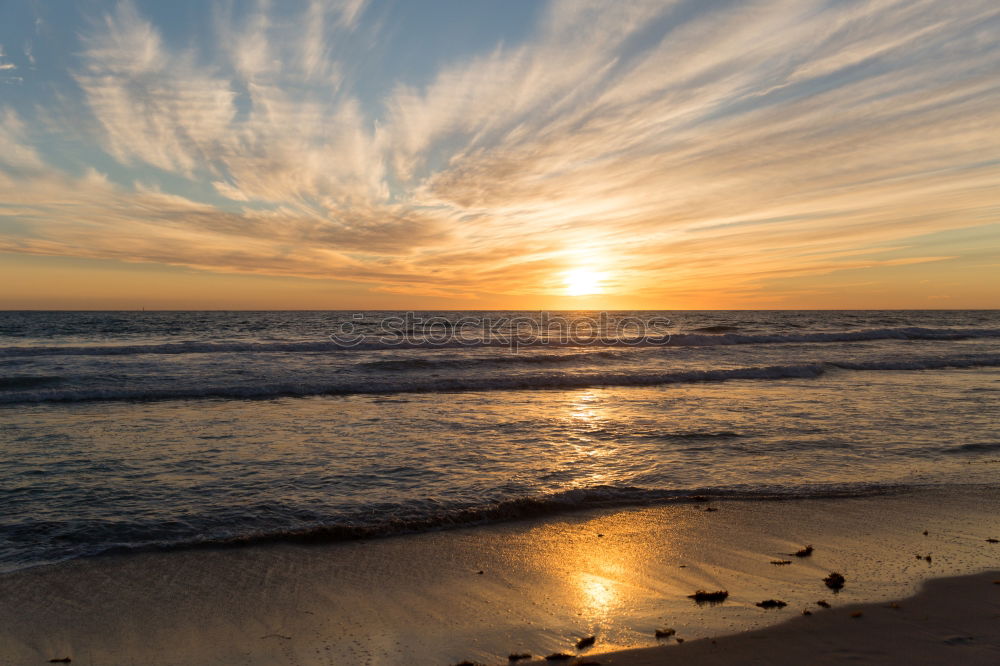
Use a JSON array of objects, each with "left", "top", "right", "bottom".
[
  {"left": 569, "top": 570, "right": 1000, "bottom": 665},
  {"left": 2, "top": 486, "right": 999, "bottom": 665}
]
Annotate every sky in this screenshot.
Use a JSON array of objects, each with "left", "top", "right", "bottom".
[{"left": 0, "top": 0, "right": 998, "bottom": 310}]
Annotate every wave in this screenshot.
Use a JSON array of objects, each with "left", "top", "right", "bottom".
[
  {"left": 359, "top": 349, "right": 624, "bottom": 371},
  {"left": 944, "top": 442, "right": 1000, "bottom": 454},
  {"left": 666, "top": 326, "right": 1000, "bottom": 347},
  {"left": 1, "top": 327, "right": 998, "bottom": 357},
  {"left": 0, "top": 375, "right": 62, "bottom": 389},
  {"left": 669, "top": 430, "right": 744, "bottom": 439},
  {"left": 690, "top": 325, "right": 741, "bottom": 333},
  {"left": 71, "top": 482, "right": 901, "bottom": 560},
  {"left": 2, "top": 355, "right": 998, "bottom": 404}
]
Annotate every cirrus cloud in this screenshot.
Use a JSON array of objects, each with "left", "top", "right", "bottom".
[{"left": 0, "top": 0, "right": 997, "bottom": 305}]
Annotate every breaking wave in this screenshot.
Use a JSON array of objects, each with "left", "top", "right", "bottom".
[
  {"left": 2, "top": 355, "right": 997, "bottom": 404},
  {"left": 12, "top": 482, "right": 897, "bottom": 567},
  {"left": 1, "top": 327, "right": 998, "bottom": 357}
]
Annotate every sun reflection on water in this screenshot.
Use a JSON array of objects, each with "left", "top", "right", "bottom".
[{"left": 563, "top": 389, "right": 617, "bottom": 486}]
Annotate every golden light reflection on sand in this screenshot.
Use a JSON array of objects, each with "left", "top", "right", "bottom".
[
  {"left": 524, "top": 508, "right": 692, "bottom": 635},
  {"left": 575, "top": 571, "right": 621, "bottom": 619}
]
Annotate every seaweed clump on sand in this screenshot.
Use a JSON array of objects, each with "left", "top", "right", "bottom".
[
  {"left": 544, "top": 653, "right": 574, "bottom": 661},
  {"left": 816, "top": 600, "right": 832, "bottom": 608},
  {"left": 508, "top": 654, "right": 532, "bottom": 662},
  {"left": 576, "top": 635, "right": 596, "bottom": 649},
  {"left": 755, "top": 599, "right": 787, "bottom": 609},
  {"left": 823, "top": 572, "right": 846, "bottom": 590},
  {"left": 688, "top": 589, "right": 729, "bottom": 602},
  {"left": 794, "top": 545, "right": 814, "bottom": 557},
  {"left": 654, "top": 628, "right": 676, "bottom": 639},
  {"left": 770, "top": 560, "right": 792, "bottom": 565}
]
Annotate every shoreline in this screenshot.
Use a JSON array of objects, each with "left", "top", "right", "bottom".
[{"left": 2, "top": 486, "right": 999, "bottom": 664}]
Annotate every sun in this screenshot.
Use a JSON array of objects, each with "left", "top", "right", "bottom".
[{"left": 564, "top": 268, "right": 604, "bottom": 296}]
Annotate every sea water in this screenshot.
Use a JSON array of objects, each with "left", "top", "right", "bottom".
[{"left": 1, "top": 310, "right": 998, "bottom": 571}]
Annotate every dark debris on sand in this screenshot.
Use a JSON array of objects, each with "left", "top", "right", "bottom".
[
  {"left": 508, "top": 653, "right": 532, "bottom": 661},
  {"left": 48, "top": 660, "right": 71, "bottom": 664},
  {"left": 986, "top": 538, "right": 999, "bottom": 543},
  {"left": 816, "top": 600, "right": 831, "bottom": 608},
  {"left": 770, "top": 559, "right": 792, "bottom": 565},
  {"left": 576, "top": 635, "right": 596, "bottom": 649},
  {"left": 794, "top": 545, "right": 814, "bottom": 557},
  {"left": 688, "top": 589, "right": 729, "bottom": 602},
  {"left": 544, "top": 653, "right": 574, "bottom": 661},
  {"left": 823, "top": 572, "right": 846, "bottom": 590},
  {"left": 755, "top": 599, "right": 788, "bottom": 609},
  {"left": 655, "top": 628, "right": 676, "bottom": 639}
]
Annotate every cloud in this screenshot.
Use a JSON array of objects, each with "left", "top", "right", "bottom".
[
  {"left": 75, "top": 3, "right": 236, "bottom": 175},
  {"left": 1, "top": 0, "right": 998, "bottom": 303},
  {"left": 0, "top": 109, "right": 44, "bottom": 170}
]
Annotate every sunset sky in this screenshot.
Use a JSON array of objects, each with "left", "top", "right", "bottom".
[{"left": 0, "top": 0, "right": 997, "bottom": 309}]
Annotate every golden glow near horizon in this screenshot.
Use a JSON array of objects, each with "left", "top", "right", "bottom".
[{"left": 0, "top": 1, "right": 998, "bottom": 309}]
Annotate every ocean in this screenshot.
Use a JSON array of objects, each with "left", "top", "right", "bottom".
[{"left": 2, "top": 310, "right": 999, "bottom": 573}]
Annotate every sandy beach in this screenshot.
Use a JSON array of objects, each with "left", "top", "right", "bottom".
[
  {"left": 554, "top": 569, "right": 1000, "bottom": 665},
  {"left": 2, "top": 485, "right": 999, "bottom": 665}
]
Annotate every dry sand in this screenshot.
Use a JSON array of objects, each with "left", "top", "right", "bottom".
[{"left": 2, "top": 486, "right": 999, "bottom": 665}]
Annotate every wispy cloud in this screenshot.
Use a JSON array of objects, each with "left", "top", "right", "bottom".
[{"left": 0, "top": 0, "right": 998, "bottom": 304}]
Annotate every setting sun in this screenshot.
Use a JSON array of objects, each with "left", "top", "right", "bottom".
[{"left": 564, "top": 268, "right": 605, "bottom": 296}]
